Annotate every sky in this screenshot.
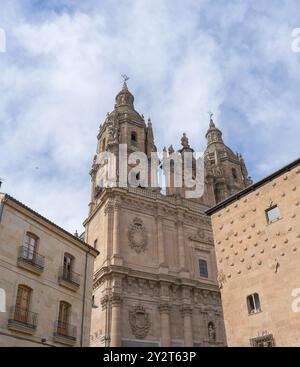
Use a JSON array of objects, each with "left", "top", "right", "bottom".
[{"left": 0, "top": 0, "right": 299, "bottom": 233}]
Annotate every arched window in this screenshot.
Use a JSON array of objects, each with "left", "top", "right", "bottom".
[
  {"left": 208, "top": 321, "right": 216, "bottom": 342},
  {"left": 15, "top": 285, "right": 32, "bottom": 323},
  {"left": 131, "top": 132, "right": 137, "bottom": 145},
  {"left": 57, "top": 301, "right": 71, "bottom": 336},
  {"left": 247, "top": 293, "right": 261, "bottom": 314},
  {"left": 23, "top": 232, "right": 38, "bottom": 260},
  {"left": 232, "top": 167, "right": 238, "bottom": 179}
]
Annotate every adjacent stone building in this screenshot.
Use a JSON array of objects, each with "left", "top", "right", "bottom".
[
  {"left": 207, "top": 158, "right": 300, "bottom": 346},
  {"left": 86, "top": 82, "right": 252, "bottom": 347},
  {"left": 0, "top": 194, "right": 98, "bottom": 347}
]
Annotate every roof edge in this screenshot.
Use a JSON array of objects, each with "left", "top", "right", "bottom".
[
  {"left": 206, "top": 157, "right": 300, "bottom": 216},
  {"left": 1, "top": 193, "right": 99, "bottom": 257}
]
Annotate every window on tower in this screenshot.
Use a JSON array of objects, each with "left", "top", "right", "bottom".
[
  {"left": 131, "top": 132, "right": 137, "bottom": 145},
  {"left": 199, "top": 259, "right": 208, "bottom": 278},
  {"left": 232, "top": 167, "right": 238, "bottom": 179}
]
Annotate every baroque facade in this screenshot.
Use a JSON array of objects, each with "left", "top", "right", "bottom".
[
  {"left": 207, "top": 158, "right": 300, "bottom": 346},
  {"left": 0, "top": 194, "right": 98, "bottom": 347},
  {"left": 86, "top": 82, "right": 252, "bottom": 347}
]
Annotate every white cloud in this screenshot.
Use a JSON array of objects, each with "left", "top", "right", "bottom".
[{"left": 0, "top": 0, "right": 299, "bottom": 232}]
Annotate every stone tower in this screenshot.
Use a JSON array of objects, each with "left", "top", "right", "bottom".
[
  {"left": 85, "top": 82, "right": 226, "bottom": 347},
  {"left": 204, "top": 115, "right": 252, "bottom": 205}
]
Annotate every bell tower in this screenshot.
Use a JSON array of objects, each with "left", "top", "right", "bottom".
[
  {"left": 89, "top": 79, "right": 159, "bottom": 214},
  {"left": 204, "top": 114, "right": 252, "bottom": 205}
]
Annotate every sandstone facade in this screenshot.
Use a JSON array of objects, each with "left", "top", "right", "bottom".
[
  {"left": 0, "top": 194, "right": 98, "bottom": 347},
  {"left": 207, "top": 158, "right": 300, "bottom": 346}
]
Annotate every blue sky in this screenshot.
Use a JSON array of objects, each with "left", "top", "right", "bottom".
[{"left": 0, "top": 0, "right": 299, "bottom": 233}]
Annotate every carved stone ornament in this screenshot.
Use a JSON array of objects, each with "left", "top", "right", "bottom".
[
  {"left": 217, "top": 270, "right": 226, "bottom": 289},
  {"left": 269, "top": 258, "right": 279, "bottom": 273},
  {"left": 189, "top": 228, "right": 205, "bottom": 242},
  {"left": 128, "top": 217, "right": 148, "bottom": 253},
  {"left": 129, "top": 305, "right": 151, "bottom": 339}
]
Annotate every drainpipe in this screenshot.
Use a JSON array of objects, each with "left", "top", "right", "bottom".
[{"left": 80, "top": 248, "right": 91, "bottom": 347}]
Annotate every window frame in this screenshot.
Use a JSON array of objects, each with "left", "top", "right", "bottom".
[
  {"left": 265, "top": 205, "right": 280, "bottom": 224},
  {"left": 23, "top": 232, "right": 39, "bottom": 260},
  {"left": 247, "top": 293, "right": 261, "bottom": 315},
  {"left": 198, "top": 259, "right": 209, "bottom": 278}
]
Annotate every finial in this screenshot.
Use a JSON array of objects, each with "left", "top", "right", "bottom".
[
  {"left": 121, "top": 74, "right": 130, "bottom": 89},
  {"left": 74, "top": 230, "right": 79, "bottom": 237},
  {"left": 181, "top": 132, "right": 190, "bottom": 148},
  {"left": 121, "top": 74, "right": 130, "bottom": 83},
  {"left": 208, "top": 111, "right": 216, "bottom": 128},
  {"left": 168, "top": 145, "right": 174, "bottom": 154},
  {"left": 0, "top": 177, "right": 3, "bottom": 189}
]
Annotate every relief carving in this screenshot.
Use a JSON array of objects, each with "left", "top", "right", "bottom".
[
  {"left": 128, "top": 217, "right": 148, "bottom": 253},
  {"left": 129, "top": 305, "right": 151, "bottom": 339}
]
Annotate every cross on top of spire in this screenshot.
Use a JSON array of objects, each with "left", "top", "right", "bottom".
[{"left": 121, "top": 74, "right": 130, "bottom": 83}]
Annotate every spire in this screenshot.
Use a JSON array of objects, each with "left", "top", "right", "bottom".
[
  {"left": 115, "top": 75, "right": 134, "bottom": 109},
  {"left": 205, "top": 113, "right": 224, "bottom": 146}
]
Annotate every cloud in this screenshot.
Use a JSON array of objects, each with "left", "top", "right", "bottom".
[{"left": 0, "top": 0, "right": 299, "bottom": 232}]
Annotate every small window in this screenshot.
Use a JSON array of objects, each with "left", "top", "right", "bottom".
[
  {"left": 199, "top": 259, "right": 208, "bottom": 278},
  {"left": 247, "top": 293, "right": 261, "bottom": 314},
  {"left": 232, "top": 168, "right": 238, "bottom": 179},
  {"left": 23, "top": 233, "right": 38, "bottom": 260},
  {"left": 131, "top": 132, "right": 137, "bottom": 145},
  {"left": 266, "top": 206, "right": 280, "bottom": 224}
]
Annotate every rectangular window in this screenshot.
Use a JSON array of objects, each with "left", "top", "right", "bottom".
[
  {"left": 266, "top": 206, "right": 280, "bottom": 224},
  {"left": 199, "top": 259, "right": 208, "bottom": 278},
  {"left": 15, "top": 285, "right": 32, "bottom": 323}
]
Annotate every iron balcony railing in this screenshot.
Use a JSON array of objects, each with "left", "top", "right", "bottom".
[
  {"left": 54, "top": 320, "right": 77, "bottom": 340},
  {"left": 17, "top": 246, "right": 45, "bottom": 270},
  {"left": 8, "top": 306, "right": 38, "bottom": 329},
  {"left": 58, "top": 266, "right": 80, "bottom": 287}
]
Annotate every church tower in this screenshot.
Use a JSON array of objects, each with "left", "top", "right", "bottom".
[
  {"left": 89, "top": 79, "right": 158, "bottom": 215},
  {"left": 85, "top": 81, "right": 226, "bottom": 347},
  {"left": 204, "top": 114, "right": 252, "bottom": 205}
]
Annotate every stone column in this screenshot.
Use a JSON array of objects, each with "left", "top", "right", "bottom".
[
  {"left": 181, "top": 305, "right": 193, "bottom": 347},
  {"left": 112, "top": 200, "right": 121, "bottom": 256},
  {"left": 110, "top": 295, "right": 122, "bottom": 347},
  {"left": 159, "top": 303, "right": 171, "bottom": 347},
  {"left": 104, "top": 203, "right": 114, "bottom": 260},
  {"left": 156, "top": 215, "right": 165, "bottom": 266},
  {"left": 177, "top": 220, "right": 186, "bottom": 270}
]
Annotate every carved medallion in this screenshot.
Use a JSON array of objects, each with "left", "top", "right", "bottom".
[
  {"left": 128, "top": 217, "right": 148, "bottom": 253},
  {"left": 129, "top": 305, "right": 151, "bottom": 339}
]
